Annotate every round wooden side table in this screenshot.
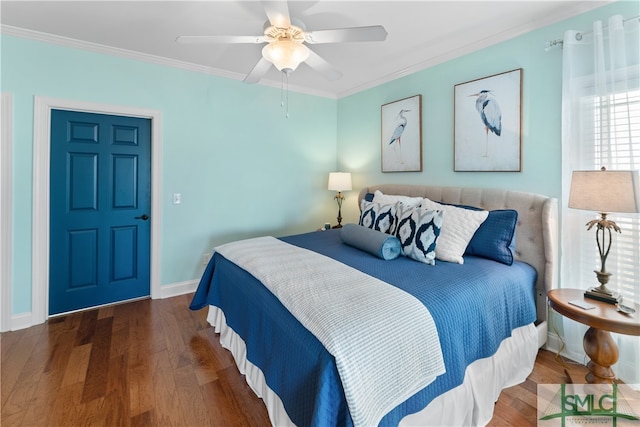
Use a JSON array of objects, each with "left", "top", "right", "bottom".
[{"left": 547, "top": 288, "right": 640, "bottom": 384}]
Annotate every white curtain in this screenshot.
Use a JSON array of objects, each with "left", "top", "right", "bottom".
[{"left": 561, "top": 15, "right": 639, "bottom": 384}]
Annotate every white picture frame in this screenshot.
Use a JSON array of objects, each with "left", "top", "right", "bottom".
[
  {"left": 381, "top": 95, "right": 422, "bottom": 172},
  {"left": 454, "top": 69, "right": 522, "bottom": 172}
]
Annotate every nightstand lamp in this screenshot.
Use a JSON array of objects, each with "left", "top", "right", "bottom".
[
  {"left": 568, "top": 167, "right": 640, "bottom": 304},
  {"left": 328, "top": 172, "right": 352, "bottom": 229}
]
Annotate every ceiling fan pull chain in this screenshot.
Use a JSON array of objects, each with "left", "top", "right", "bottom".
[
  {"left": 285, "top": 71, "right": 290, "bottom": 119},
  {"left": 280, "top": 70, "right": 289, "bottom": 118},
  {"left": 280, "top": 71, "right": 285, "bottom": 109}
]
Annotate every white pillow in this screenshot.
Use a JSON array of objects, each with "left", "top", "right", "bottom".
[
  {"left": 420, "top": 198, "right": 489, "bottom": 264},
  {"left": 373, "top": 190, "right": 423, "bottom": 208}
]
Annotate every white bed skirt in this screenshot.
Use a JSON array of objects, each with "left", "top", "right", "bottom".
[{"left": 206, "top": 305, "right": 538, "bottom": 427}]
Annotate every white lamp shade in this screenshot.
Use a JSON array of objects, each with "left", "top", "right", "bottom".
[
  {"left": 569, "top": 169, "right": 640, "bottom": 213},
  {"left": 262, "top": 40, "right": 309, "bottom": 72},
  {"left": 328, "top": 172, "right": 352, "bottom": 192}
]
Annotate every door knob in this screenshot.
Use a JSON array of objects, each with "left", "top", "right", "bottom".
[{"left": 135, "top": 214, "right": 149, "bottom": 221}]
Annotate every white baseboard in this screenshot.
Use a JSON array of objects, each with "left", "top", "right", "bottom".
[
  {"left": 158, "top": 279, "right": 199, "bottom": 299},
  {"left": 545, "top": 330, "right": 565, "bottom": 354},
  {"left": 9, "top": 312, "right": 34, "bottom": 331},
  {"left": 536, "top": 320, "right": 548, "bottom": 348},
  {"left": 5, "top": 280, "right": 199, "bottom": 331}
]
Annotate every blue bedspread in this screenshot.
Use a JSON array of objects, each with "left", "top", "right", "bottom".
[{"left": 190, "top": 229, "right": 537, "bottom": 426}]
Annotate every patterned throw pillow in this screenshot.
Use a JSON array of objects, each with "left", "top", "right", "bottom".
[
  {"left": 395, "top": 204, "right": 444, "bottom": 265},
  {"left": 420, "top": 198, "right": 489, "bottom": 264},
  {"left": 359, "top": 200, "right": 397, "bottom": 234}
]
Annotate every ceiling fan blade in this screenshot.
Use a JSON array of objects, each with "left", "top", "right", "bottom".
[
  {"left": 305, "top": 49, "right": 342, "bottom": 81},
  {"left": 176, "top": 35, "right": 265, "bottom": 44},
  {"left": 262, "top": 0, "right": 291, "bottom": 28},
  {"left": 305, "top": 26, "right": 388, "bottom": 44},
  {"left": 243, "top": 57, "right": 273, "bottom": 84}
]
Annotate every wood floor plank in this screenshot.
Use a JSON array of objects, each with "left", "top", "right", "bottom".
[
  {"left": 189, "top": 333, "right": 223, "bottom": 386},
  {"left": 173, "top": 363, "right": 213, "bottom": 426},
  {"left": 47, "top": 382, "right": 84, "bottom": 427},
  {"left": 150, "top": 349, "right": 187, "bottom": 426},
  {"left": 158, "top": 300, "right": 191, "bottom": 370},
  {"left": 74, "top": 310, "right": 99, "bottom": 347},
  {"left": 132, "top": 299, "right": 166, "bottom": 359},
  {"left": 202, "top": 326, "right": 236, "bottom": 370},
  {"left": 97, "top": 305, "right": 114, "bottom": 320},
  {"left": 217, "top": 365, "right": 273, "bottom": 426},
  {"left": 18, "top": 371, "right": 63, "bottom": 427},
  {"left": 43, "top": 328, "right": 76, "bottom": 374},
  {"left": 1, "top": 295, "right": 591, "bottom": 427},
  {"left": 130, "top": 409, "right": 154, "bottom": 427},
  {"left": 1, "top": 332, "right": 40, "bottom": 408},
  {"left": 200, "top": 381, "right": 241, "bottom": 427},
  {"left": 128, "top": 363, "right": 154, "bottom": 418},
  {"left": 17, "top": 330, "right": 76, "bottom": 426},
  {"left": 108, "top": 314, "right": 131, "bottom": 360},
  {"left": 75, "top": 394, "right": 107, "bottom": 427},
  {"left": 490, "top": 399, "right": 533, "bottom": 427},
  {"left": 125, "top": 303, "right": 155, "bottom": 370},
  {"left": 0, "top": 407, "right": 26, "bottom": 427},
  {"left": 103, "top": 354, "right": 130, "bottom": 427},
  {"left": 2, "top": 334, "right": 53, "bottom": 420},
  {"left": 81, "top": 317, "right": 113, "bottom": 403}
]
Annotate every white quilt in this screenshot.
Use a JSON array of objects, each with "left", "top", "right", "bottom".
[{"left": 215, "top": 236, "right": 445, "bottom": 427}]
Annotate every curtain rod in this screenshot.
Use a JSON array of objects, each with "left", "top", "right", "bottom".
[{"left": 544, "top": 15, "right": 639, "bottom": 51}]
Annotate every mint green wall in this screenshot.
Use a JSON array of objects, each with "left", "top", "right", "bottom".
[
  {"left": 1, "top": 35, "right": 337, "bottom": 315},
  {"left": 336, "top": 1, "right": 637, "bottom": 225},
  {"left": 2, "top": 1, "right": 635, "bottom": 318}
]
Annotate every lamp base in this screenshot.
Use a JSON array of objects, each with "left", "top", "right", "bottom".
[
  {"left": 584, "top": 288, "right": 622, "bottom": 305},
  {"left": 332, "top": 224, "right": 343, "bottom": 229}
]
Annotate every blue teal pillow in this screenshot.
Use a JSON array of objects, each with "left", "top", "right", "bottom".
[
  {"left": 340, "top": 223, "right": 401, "bottom": 260},
  {"left": 460, "top": 207, "right": 518, "bottom": 265}
]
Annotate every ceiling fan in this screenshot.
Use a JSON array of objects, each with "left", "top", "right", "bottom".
[{"left": 175, "top": 0, "right": 388, "bottom": 84}]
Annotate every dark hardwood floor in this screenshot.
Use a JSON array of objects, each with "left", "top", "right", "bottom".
[{"left": 2, "top": 294, "right": 587, "bottom": 426}]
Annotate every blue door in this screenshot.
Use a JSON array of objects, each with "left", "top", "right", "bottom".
[{"left": 49, "top": 110, "right": 151, "bottom": 315}]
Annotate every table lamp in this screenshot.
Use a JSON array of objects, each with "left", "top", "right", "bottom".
[
  {"left": 568, "top": 167, "right": 640, "bottom": 304},
  {"left": 327, "top": 172, "right": 352, "bottom": 229}
]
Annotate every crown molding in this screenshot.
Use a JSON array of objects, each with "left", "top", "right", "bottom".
[
  {"left": 0, "top": 1, "right": 611, "bottom": 101},
  {"left": 1, "top": 25, "right": 336, "bottom": 99},
  {"left": 336, "top": 1, "right": 612, "bottom": 99}
]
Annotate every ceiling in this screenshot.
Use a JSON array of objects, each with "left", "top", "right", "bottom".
[{"left": 1, "top": 1, "right": 611, "bottom": 98}]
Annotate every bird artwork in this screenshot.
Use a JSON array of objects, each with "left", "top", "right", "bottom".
[
  {"left": 388, "top": 109, "right": 411, "bottom": 164},
  {"left": 470, "top": 90, "right": 501, "bottom": 157}
]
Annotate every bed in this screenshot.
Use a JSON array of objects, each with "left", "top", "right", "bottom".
[{"left": 190, "top": 184, "right": 558, "bottom": 426}]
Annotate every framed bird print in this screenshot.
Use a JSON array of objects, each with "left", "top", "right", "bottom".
[
  {"left": 381, "top": 95, "right": 422, "bottom": 172},
  {"left": 454, "top": 69, "right": 522, "bottom": 172}
]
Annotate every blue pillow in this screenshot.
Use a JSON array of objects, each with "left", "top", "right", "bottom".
[
  {"left": 462, "top": 207, "right": 518, "bottom": 265},
  {"left": 340, "top": 223, "right": 401, "bottom": 260}
]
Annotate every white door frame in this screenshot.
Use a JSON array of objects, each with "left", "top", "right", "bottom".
[
  {"left": 1, "top": 93, "right": 13, "bottom": 332},
  {"left": 33, "top": 97, "right": 162, "bottom": 325}
]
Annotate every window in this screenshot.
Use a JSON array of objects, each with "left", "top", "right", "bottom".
[
  {"left": 560, "top": 14, "right": 640, "bottom": 385},
  {"left": 583, "top": 88, "right": 639, "bottom": 303}
]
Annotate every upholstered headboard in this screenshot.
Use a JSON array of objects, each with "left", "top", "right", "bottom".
[{"left": 358, "top": 184, "right": 558, "bottom": 325}]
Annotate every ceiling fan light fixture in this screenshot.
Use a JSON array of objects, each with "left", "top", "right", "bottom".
[{"left": 262, "top": 40, "right": 309, "bottom": 73}]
